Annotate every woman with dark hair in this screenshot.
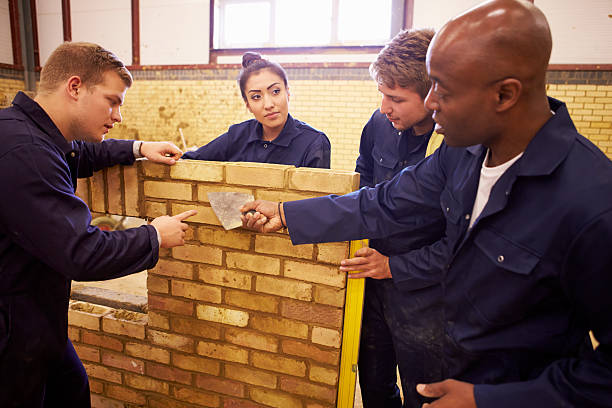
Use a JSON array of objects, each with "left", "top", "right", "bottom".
[{"left": 183, "top": 52, "right": 331, "bottom": 168}]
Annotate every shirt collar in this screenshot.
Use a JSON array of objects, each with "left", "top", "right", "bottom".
[
  {"left": 12, "top": 91, "right": 74, "bottom": 154},
  {"left": 248, "top": 114, "right": 300, "bottom": 147}
]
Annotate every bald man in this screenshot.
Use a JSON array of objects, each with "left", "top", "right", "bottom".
[{"left": 241, "top": 1, "right": 612, "bottom": 407}]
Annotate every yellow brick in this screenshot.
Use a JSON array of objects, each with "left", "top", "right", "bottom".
[
  {"left": 75, "top": 178, "right": 90, "bottom": 207},
  {"left": 68, "top": 302, "right": 112, "bottom": 330},
  {"left": 314, "top": 285, "right": 346, "bottom": 307},
  {"left": 106, "top": 165, "right": 122, "bottom": 214},
  {"left": 83, "top": 363, "right": 122, "bottom": 384},
  {"left": 90, "top": 171, "right": 106, "bottom": 213},
  {"left": 171, "top": 315, "right": 221, "bottom": 340},
  {"left": 255, "top": 189, "right": 320, "bottom": 202},
  {"left": 171, "top": 280, "right": 222, "bottom": 302},
  {"left": 255, "top": 234, "right": 314, "bottom": 259},
  {"left": 312, "top": 327, "right": 341, "bottom": 348},
  {"left": 125, "top": 373, "right": 169, "bottom": 394},
  {"left": 250, "top": 315, "right": 308, "bottom": 339},
  {"left": 287, "top": 167, "right": 359, "bottom": 194},
  {"left": 251, "top": 388, "right": 303, "bottom": 408},
  {"left": 125, "top": 342, "right": 170, "bottom": 364},
  {"left": 566, "top": 90, "right": 586, "bottom": 97},
  {"left": 225, "top": 252, "right": 280, "bottom": 275},
  {"left": 196, "top": 304, "right": 249, "bottom": 327},
  {"left": 280, "top": 376, "right": 336, "bottom": 403},
  {"left": 584, "top": 103, "right": 604, "bottom": 110},
  {"left": 171, "top": 160, "right": 224, "bottom": 182},
  {"left": 316, "top": 242, "right": 349, "bottom": 264},
  {"left": 225, "top": 289, "right": 279, "bottom": 313},
  {"left": 147, "top": 310, "right": 170, "bottom": 330},
  {"left": 123, "top": 164, "right": 140, "bottom": 216},
  {"left": 557, "top": 84, "right": 577, "bottom": 90},
  {"left": 171, "top": 203, "right": 219, "bottom": 225},
  {"left": 225, "top": 327, "right": 278, "bottom": 352},
  {"left": 145, "top": 200, "right": 167, "bottom": 218},
  {"left": 197, "top": 184, "right": 253, "bottom": 202},
  {"left": 310, "top": 365, "right": 339, "bottom": 385},
  {"left": 149, "top": 258, "right": 195, "bottom": 280},
  {"left": 576, "top": 84, "right": 597, "bottom": 91},
  {"left": 198, "top": 265, "right": 252, "bottom": 289},
  {"left": 196, "top": 341, "right": 249, "bottom": 363},
  {"left": 198, "top": 226, "right": 252, "bottom": 250},
  {"left": 147, "top": 274, "right": 169, "bottom": 294},
  {"left": 147, "top": 329, "right": 194, "bottom": 352},
  {"left": 172, "top": 244, "right": 223, "bottom": 265},
  {"left": 102, "top": 311, "right": 147, "bottom": 339},
  {"left": 256, "top": 275, "right": 312, "bottom": 301},
  {"left": 141, "top": 161, "right": 169, "bottom": 178},
  {"left": 144, "top": 180, "right": 192, "bottom": 200},
  {"left": 225, "top": 364, "right": 277, "bottom": 388},
  {"left": 592, "top": 122, "right": 611, "bottom": 129},
  {"left": 225, "top": 162, "right": 290, "bottom": 188},
  {"left": 172, "top": 352, "right": 220, "bottom": 375},
  {"left": 284, "top": 260, "right": 345, "bottom": 288},
  {"left": 252, "top": 351, "right": 306, "bottom": 376},
  {"left": 173, "top": 386, "right": 220, "bottom": 407}
]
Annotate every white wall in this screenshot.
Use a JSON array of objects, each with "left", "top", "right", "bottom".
[
  {"left": 0, "top": 0, "right": 14, "bottom": 64},
  {"left": 140, "top": 0, "right": 210, "bottom": 65},
  {"left": 36, "top": 0, "right": 63, "bottom": 66},
  {"left": 71, "top": 0, "right": 132, "bottom": 65}
]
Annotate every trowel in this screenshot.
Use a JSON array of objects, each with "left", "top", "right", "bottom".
[{"left": 207, "top": 192, "right": 254, "bottom": 230}]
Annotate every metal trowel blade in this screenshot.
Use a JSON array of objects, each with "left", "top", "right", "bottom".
[{"left": 207, "top": 192, "right": 254, "bottom": 230}]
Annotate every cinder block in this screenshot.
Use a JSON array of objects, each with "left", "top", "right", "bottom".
[
  {"left": 284, "top": 260, "right": 345, "bottom": 288},
  {"left": 196, "top": 341, "right": 249, "bottom": 364},
  {"left": 172, "top": 352, "right": 220, "bottom": 375},
  {"left": 172, "top": 244, "right": 223, "bottom": 265},
  {"left": 149, "top": 258, "right": 195, "bottom": 280},
  {"left": 102, "top": 310, "right": 147, "bottom": 339},
  {"left": 125, "top": 342, "right": 170, "bottom": 364},
  {"left": 173, "top": 386, "right": 220, "bottom": 407},
  {"left": 256, "top": 275, "right": 312, "bottom": 301},
  {"left": 314, "top": 286, "right": 346, "bottom": 308},
  {"left": 171, "top": 160, "right": 224, "bottom": 182},
  {"left": 287, "top": 167, "right": 359, "bottom": 194},
  {"left": 199, "top": 226, "right": 252, "bottom": 250},
  {"left": 225, "top": 327, "right": 278, "bottom": 352},
  {"left": 225, "top": 252, "right": 280, "bottom": 275},
  {"left": 197, "top": 184, "right": 253, "bottom": 203},
  {"left": 172, "top": 203, "right": 220, "bottom": 225},
  {"left": 171, "top": 316, "right": 221, "bottom": 340},
  {"left": 171, "top": 280, "right": 223, "bottom": 303},
  {"left": 106, "top": 165, "right": 123, "bottom": 214},
  {"left": 225, "top": 364, "right": 277, "bottom": 389},
  {"left": 145, "top": 361, "right": 192, "bottom": 385},
  {"left": 144, "top": 180, "right": 192, "bottom": 200},
  {"left": 311, "top": 327, "right": 341, "bottom": 348},
  {"left": 280, "top": 299, "right": 343, "bottom": 327},
  {"left": 148, "top": 294, "right": 194, "bottom": 316},
  {"left": 196, "top": 304, "right": 249, "bottom": 327},
  {"left": 225, "top": 289, "right": 279, "bottom": 314},
  {"left": 147, "top": 329, "right": 194, "bottom": 352},
  {"left": 310, "top": 365, "right": 339, "bottom": 385},
  {"left": 252, "top": 351, "right": 306, "bottom": 377},
  {"left": 125, "top": 373, "right": 170, "bottom": 394},
  {"left": 225, "top": 162, "right": 290, "bottom": 188},
  {"left": 195, "top": 373, "right": 246, "bottom": 398},
  {"left": 255, "top": 235, "right": 314, "bottom": 259},
  {"left": 250, "top": 388, "right": 303, "bottom": 408},
  {"left": 282, "top": 339, "right": 340, "bottom": 365},
  {"left": 279, "top": 376, "right": 336, "bottom": 403},
  {"left": 83, "top": 362, "right": 122, "bottom": 384},
  {"left": 198, "top": 266, "right": 252, "bottom": 290},
  {"left": 249, "top": 315, "right": 308, "bottom": 339},
  {"left": 101, "top": 350, "right": 145, "bottom": 374}
]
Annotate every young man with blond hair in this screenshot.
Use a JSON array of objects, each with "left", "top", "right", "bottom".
[
  {"left": 350, "top": 29, "right": 445, "bottom": 407},
  {"left": 0, "top": 42, "right": 196, "bottom": 407}
]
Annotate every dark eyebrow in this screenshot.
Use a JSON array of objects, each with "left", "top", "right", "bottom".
[{"left": 267, "top": 82, "right": 280, "bottom": 90}]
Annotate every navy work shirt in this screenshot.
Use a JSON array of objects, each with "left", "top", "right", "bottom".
[
  {"left": 283, "top": 98, "right": 612, "bottom": 407},
  {"left": 355, "top": 109, "right": 443, "bottom": 259},
  {"left": 0, "top": 92, "right": 159, "bottom": 401},
  {"left": 182, "top": 114, "right": 331, "bottom": 168}
]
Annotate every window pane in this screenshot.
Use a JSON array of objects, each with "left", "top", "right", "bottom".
[
  {"left": 338, "top": 0, "right": 392, "bottom": 45},
  {"left": 223, "top": 2, "right": 270, "bottom": 47},
  {"left": 275, "top": 0, "right": 332, "bottom": 47}
]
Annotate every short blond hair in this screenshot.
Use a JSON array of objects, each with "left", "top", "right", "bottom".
[
  {"left": 370, "top": 28, "right": 435, "bottom": 98},
  {"left": 39, "top": 42, "right": 132, "bottom": 93}
]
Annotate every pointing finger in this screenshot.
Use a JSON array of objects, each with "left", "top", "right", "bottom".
[{"left": 173, "top": 209, "right": 198, "bottom": 221}]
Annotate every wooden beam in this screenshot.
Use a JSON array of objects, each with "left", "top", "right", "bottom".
[
  {"left": 404, "top": 0, "right": 414, "bottom": 29},
  {"left": 29, "top": 0, "right": 40, "bottom": 67},
  {"left": 62, "top": 0, "right": 71, "bottom": 41},
  {"left": 8, "top": 0, "right": 22, "bottom": 66},
  {"left": 131, "top": 0, "right": 140, "bottom": 65}
]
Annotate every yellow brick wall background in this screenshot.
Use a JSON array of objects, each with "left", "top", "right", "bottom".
[{"left": 71, "top": 159, "right": 361, "bottom": 407}]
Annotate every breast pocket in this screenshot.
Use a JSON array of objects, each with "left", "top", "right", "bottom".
[
  {"left": 371, "top": 146, "right": 399, "bottom": 185},
  {"left": 467, "top": 228, "right": 541, "bottom": 325}
]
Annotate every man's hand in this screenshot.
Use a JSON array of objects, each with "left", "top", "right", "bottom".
[
  {"left": 417, "top": 379, "right": 476, "bottom": 408},
  {"left": 240, "top": 200, "right": 284, "bottom": 233},
  {"left": 151, "top": 210, "right": 197, "bottom": 248},
  {"left": 340, "top": 247, "right": 391, "bottom": 279},
  {"left": 140, "top": 141, "right": 182, "bottom": 165}
]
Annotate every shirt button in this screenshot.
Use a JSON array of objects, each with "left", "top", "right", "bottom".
[
  {"left": 497, "top": 255, "right": 505, "bottom": 263},
  {"left": 465, "top": 214, "right": 470, "bottom": 220},
  {"left": 263, "top": 144, "right": 268, "bottom": 148},
  {"left": 446, "top": 207, "right": 450, "bottom": 212},
  {"left": 379, "top": 158, "right": 383, "bottom": 162},
  {"left": 70, "top": 151, "right": 76, "bottom": 158}
]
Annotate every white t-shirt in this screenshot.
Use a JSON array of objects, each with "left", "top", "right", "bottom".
[{"left": 469, "top": 150, "right": 524, "bottom": 229}]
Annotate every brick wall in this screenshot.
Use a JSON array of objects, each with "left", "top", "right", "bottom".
[
  {"left": 72, "top": 159, "right": 360, "bottom": 408},
  {"left": 0, "top": 70, "right": 25, "bottom": 108}
]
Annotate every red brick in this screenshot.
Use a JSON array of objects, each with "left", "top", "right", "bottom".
[
  {"left": 149, "top": 395, "right": 197, "bottom": 408},
  {"left": 89, "top": 378, "right": 104, "bottom": 394},
  {"left": 195, "top": 373, "right": 245, "bottom": 398},
  {"left": 282, "top": 340, "right": 340, "bottom": 366},
  {"left": 106, "top": 384, "right": 146, "bottom": 405},
  {"left": 83, "top": 363, "right": 122, "bottom": 384},
  {"left": 90, "top": 394, "right": 123, "bottom": 408},
  {"left": 101, "top": 350, "right": 145, "bottom": 374},
  {"left": 68, "top": 326, "right": 80, "bottom": 342},
  {"left": 146, "top": 361, "right": 192, "bottom": 385},
  {"left": 73, "top": 343, "right": 100, "bottom": 362},
  {"left": 280, "top": 299, "right": 343, "bottom": 327},
  {"left": 280, "top": 376, "right": 336, "bottom": 403},
  {"left": 82, "top": 331, "right": 123, "bottom": 352},
  {"left": 224, "top": 398, "right": 268, "bottom": 408},
  {"left": 148, "top": 294, "right": 194, "bottom": 316},
  {"left": 250, "top": 388, "right": 302, "bottom": 408}
]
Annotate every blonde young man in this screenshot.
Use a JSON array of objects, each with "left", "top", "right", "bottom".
[{"left": 0, "top": 42, "right": 196, "bottom": 407}]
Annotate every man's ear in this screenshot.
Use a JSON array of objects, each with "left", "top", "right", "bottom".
[
  {"left": 66, "top": 76, "right": 83, "bottom": 100},
  {"left": 495, "top": 78, "right": 521, "bottom": 113}
]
